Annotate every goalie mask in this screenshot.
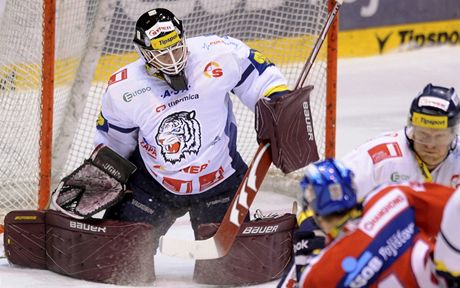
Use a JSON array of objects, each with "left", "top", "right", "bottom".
[{"left": 133, "top": 8, "right": 188, "bottom": 91}]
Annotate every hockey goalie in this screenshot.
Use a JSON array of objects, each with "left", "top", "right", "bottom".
[{"left": 3, "top": 6, "right": 320, "bottom": 286}]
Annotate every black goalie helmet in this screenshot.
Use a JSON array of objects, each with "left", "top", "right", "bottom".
[{"left": 133, "top": 8, "right": 188, "bottom": 90}]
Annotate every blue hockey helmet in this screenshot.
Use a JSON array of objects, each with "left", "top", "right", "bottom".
[{"left": 300, "top": 159, "right": 357, "bottom": 217}]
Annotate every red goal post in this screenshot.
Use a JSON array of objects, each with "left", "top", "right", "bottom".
[{"left": 0, "top": 0, "right": 338, "bottom": 232}]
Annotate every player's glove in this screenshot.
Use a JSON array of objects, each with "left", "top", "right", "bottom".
[
  {"left": 51, "top": 145, "right": 136, "bottom": 219},
  {"left": 293, "top": 228, "right": 325, "bottom": 280}
]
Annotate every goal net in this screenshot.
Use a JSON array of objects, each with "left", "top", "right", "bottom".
[{"left": 0, "top": 0, "right": 336, "bottom": 226}]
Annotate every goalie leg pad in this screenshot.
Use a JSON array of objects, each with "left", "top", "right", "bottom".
[
  {"left": 4, "top": 210, "right": 46, "bottom": 269},
  {"left": 45, "top": 210, "right": 155, "bottom": 285},
  {"left": 193, "top": 213, "right": 296, "bottom": 285},
  {"left": 4, "top": 210, "right": 155, "bottom": 285}
]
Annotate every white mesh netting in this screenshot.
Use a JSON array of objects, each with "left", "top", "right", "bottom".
[{"left": 0, "top": 0, "right": 332, "bottom": 223}]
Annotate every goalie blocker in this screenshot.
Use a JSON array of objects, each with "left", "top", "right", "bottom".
[
  {"left": 256, "top": 85, "right": 319, "bottom": 174},
  {"left": 194, "top": 213, "right": 296, "bottom": 285},
  {"left": 3, "top": 210, "right": 155, "bottom": 285}
]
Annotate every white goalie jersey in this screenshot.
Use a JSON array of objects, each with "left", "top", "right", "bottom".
[
  {"left": 94, "top": 35, "right": 288, "bottom": 195},
  {"left": 342, "top": 129, "right": 460, "bottom": 200}
]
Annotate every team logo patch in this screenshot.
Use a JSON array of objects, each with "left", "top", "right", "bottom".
[
  {"left": 248, "top": 49, "right": 274, "bottom": 75},
  {"left": 156, "top": 110, "right": 201, "bottom": 164},
  {"left": 367, "top": 142, "right": 402, "bottom": 164},
  {"left": 203, "top": 61, "right": 223, "bottom": 78},
  {"left": 108, "top": 69, "right": 127, "bottom": 85},
  {"left": 96, "top": 111, "right": 109, "bottom": 132}
]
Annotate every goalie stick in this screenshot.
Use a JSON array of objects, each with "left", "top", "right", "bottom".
[{"left": 159, "top": 0, "right": 344, "bottom": 260}]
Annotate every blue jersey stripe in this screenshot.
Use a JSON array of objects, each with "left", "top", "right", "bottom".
[{"left": 108, "top": 123, "right": 138, "bottom": 133}]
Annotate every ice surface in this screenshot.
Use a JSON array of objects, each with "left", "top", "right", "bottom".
[{"left": 1, "top": 45, "right": 459, "bottom": 287}]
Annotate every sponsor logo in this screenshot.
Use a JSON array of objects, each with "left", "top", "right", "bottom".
[
  {"left": 342, "top": 251, "right": 383, "bottom": 288},
  {"left": 399, "top": 29, "right": 460, "bottom": 47},
  {"left": 198, "top": 166, "right": 225, "bottom": 191},
  {"left": 151, "top": 31, "right": 180, "bottom": 50},
  {"left": 181, "top": 163, "right": 208, "bottom": 174},
  {"left": 168, "top": 94, "right": 199, "bottom": 108},
  {"left": 101, "top": 163, "right": 121, "bottom": 179},
  {"left": 146, "top": 21, "right": 175, "bottom": 39},
  {"left": 390, "top": 172, "right": 410, "bottom": 182},
  {"left": 108, "top": 69, "right": 127, "bottom": 85},
  {"left": 293, "top": 239, "right": 310, "bottom": 253},
  {"left": 242, "top": 224, "right": 279, "bottom": 235},
  {"left": 367, "top": 142, "right": 402, "bottom": 164},
  {"left": 418, "top": 96, "right": 450, "bottom": 111},
  {"left": 203, "top": 61, "right": 223, "bottom": 78},
  {"left": 412, "top": 112, "right": 448, "bottom": 129},
  {"left": 131, "top": 199, "right": 154, "bottom": 215},
  {"left": 206, "top": 196, "right": 230, "bottom": 208},
  {"left": 377, "top": 28, "right": 460, "bottom": 54},
  {"left": 378, "top": 222, "right": 415, "bottom": 261},
  {"left": 123, "top": 86, "right": 151, "bottom": 102},
  {"left": 156, "top": 105, "right": 166, "bottom": 112},
  {"left": 140, "top": 137, "right": 157, "bottom": 159},
  {"left": 359, "top": 189, "right": 409, "bottom": 237},
  {"left": 303, "top": 102, "right": 314, "bottom": 141},
  {"left": 70, "top": 221, "right": 106, "bottom": 233},
  {"left": 161, "top": 85, "right": 190, "bottom": 98}
]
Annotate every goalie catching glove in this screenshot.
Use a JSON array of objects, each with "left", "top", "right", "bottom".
[
  {"left": 52, "top": 145, "right": 137, "bottom": 219},
  {"left": 255, "top": 86, "right": 319, "bottom": 174}
]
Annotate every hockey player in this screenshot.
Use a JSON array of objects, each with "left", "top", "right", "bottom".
[
  {"left": 48, "top": 7, "right": 318, "bottom": 284},
  {"left": 295, "top": 158, "right": 460, "bottom": 287},
  {"left": 342, "top": 84, "right": 460, "bottom": 199}
]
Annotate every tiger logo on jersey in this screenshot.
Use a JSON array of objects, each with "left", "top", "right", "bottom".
[{"left": 156, "top": 110, "right": 201, "bottom": 164}]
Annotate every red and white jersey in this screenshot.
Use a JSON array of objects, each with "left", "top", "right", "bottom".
[
  {"left": 342, "top": 129, "right": 460, "bottom": 199},
  {"left": 299, "top": 182, "right": 454, "bottom": 288},
  {"left": 94, "top": 35, "right": 288, "bottom": 194}
]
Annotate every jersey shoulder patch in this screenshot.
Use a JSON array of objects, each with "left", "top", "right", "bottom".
[{"left": 367, "top": 142, "right": 403, "bottom": 164}]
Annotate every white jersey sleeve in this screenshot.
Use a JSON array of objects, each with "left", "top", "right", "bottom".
[
  {"left": 341, "top": 130, "right": 416, "bottom": 200},
  {"left": 94, "top": 68, "right": 140, "bottom": 158},
  {"left": 224, "top": 36, "right": 289, "bottom": 111}
]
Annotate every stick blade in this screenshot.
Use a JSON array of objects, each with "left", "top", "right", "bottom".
[{"left": 159, "top": 235, "right": 222, "bottom": 259}]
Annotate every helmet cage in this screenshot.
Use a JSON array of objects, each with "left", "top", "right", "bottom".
[
  {"left": 134, "top": 8, "right": 187, "bottom": 76},
  {"left": 138, "top": 39, "right": 188, "bottom": 75}
]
